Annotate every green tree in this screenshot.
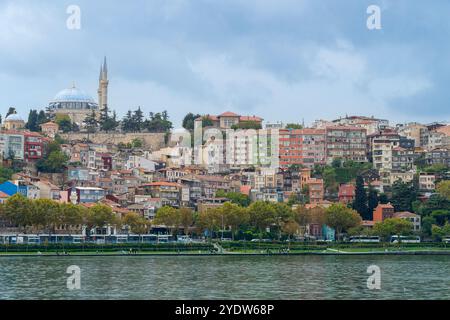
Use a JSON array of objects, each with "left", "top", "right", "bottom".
[
  {"left": 55, "top": 114, "right": 73, "bottom": 133},
  {"left": 5, "top": 107, "right": 16, "bottom": 118},
  {"left": 437, "top": 180, "right": 450, "bottom": 200},
  {"left": 390, "top": 180, "right": 418, "bottom": 212},
  {"left": 196, "top": 208, "right": 222, "bottom": 240},
  {"left": 85, "top": 204, "right": 118, "bottom": 234},
  {"left": 3, "top": 194, "right": 33, "bottom": 231},
  {"left": 83, "top": 110, "right": 98, "bottom": 133},
  {"left": 372, "top": 218, "right": 413, "bottom": 241},
  {"left": 367, "top": 186, "right": 378, "bottom": 220},
  {"left": 182, "top": 113, "right": 201, "bottom": 131},
  {"left": 285, "top": 123, "right": 303, "bottom": 129},
  {"left": 154, "top": 206, "right": 179, "bottom": 235},
  {"left": 352, "top": 176, "right": 368, "bottom": 219},
  {"left": 178, "top": 207, "right": 194, "bottom": 236},
  {"left": 248, "top": 201, "right": 276, "bottom": 237},
  {"left": 325, "top": 203, "right": 362, "bottom": 241},
  {"left": 123, "top": 213, "right": 151, "bottom": 234},
  {"left": 26, "top": 110, "right": 39, "bottom": 132}
]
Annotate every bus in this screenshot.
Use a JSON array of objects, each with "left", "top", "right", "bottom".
[
  {"left": 390, "top": 235, "right": 421, "bottom": 243},
  {"left": 349, "top": 236, "right": 380, "bottom": 243}
]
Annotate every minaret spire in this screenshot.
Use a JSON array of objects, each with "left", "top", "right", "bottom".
[{"left": 102, "top": 56, "right": 108, "bottom": 79}]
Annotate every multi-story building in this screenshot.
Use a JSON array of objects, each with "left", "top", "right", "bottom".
[
  {"left": 137, "top": 182, "right": 181, "bottom": 207},
  {"left": 419, "top": 173, "right": 436, "bottom": 192},
  {"left": 67, "top": 187, "right": 106, "bottom": 204},
  {"left": 397, "top": 123, "right": 427, "bottom": 148},
  {"left": 373, "top": 203, "right": 395, "bottom": 222},
  {"left": 338, "top": 184, "right": 355, "bottom": 204},
  {"left": 325, "top": 126, "right": 367, "bottom": 163},
  {"left": 195, "top": 111, "right": 263, "bottom": 130},
  {"left": 393, "top": 212, "right": 421, "bottom": 232},
  {"left": 0, "top": 132, "right": 25, "bottom": 160},
  {"left": 332, "top": 116, "right": 389, "bottom": 135},
  {"left": 391, "top": 147, "right": 416, "bottom": 172},
  {"left": 425, "top": 148, "right": 450, "bottom": 166},
  {"left": 24, "top": 132, "right": 45, "bottom": 162},
  {"left": 279, "top": 129, "right": 326, "bottom": 168}
]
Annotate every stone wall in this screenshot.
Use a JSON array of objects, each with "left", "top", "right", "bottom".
[{"left": 60, "top": 132, "right": 167, "bottom": 150}]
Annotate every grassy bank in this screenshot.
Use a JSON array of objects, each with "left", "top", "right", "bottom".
[{"left": 1, "top": 241, "right": 449, "bottom": 256}]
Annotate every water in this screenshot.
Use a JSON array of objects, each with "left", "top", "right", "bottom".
[{"left": 0, "top": 255, "right": 449, "bottom": 300}]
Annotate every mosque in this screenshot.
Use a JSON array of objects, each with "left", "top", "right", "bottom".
[{"left": 47, "top": 57, "right": 109, "bottom": 125}]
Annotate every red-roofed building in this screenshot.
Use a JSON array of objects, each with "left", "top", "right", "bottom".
[
  {"left": 338, "top": 184, "right": 355, "bottom": 204},
  {"left": 373, "top": 203, "right": 395, "bottom": 222},
  {"left": 194, "top": 111, "right": 263, "bottom": 129}
]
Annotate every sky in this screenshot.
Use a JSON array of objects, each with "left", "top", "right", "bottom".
[{"left": 1, "top": 0, "right": 450, "bottom": 128}]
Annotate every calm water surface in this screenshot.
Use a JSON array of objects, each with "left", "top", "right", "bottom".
[{"left": 0, "top": 255, "right": 449, "bottom": 300}]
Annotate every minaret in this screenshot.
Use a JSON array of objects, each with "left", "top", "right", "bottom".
[{"left": 97, "top": 57, "right": 109, "bottom": 114}]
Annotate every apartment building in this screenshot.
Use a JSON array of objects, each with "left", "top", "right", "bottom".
[
  {"left": 279, "top": 129, "right": 326, "bottom": 168},
  {"left": 325, "top": 126, "right": 367, "bottom": 163}
]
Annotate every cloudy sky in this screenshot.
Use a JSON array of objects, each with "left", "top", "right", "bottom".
[{"left": 1, "top": 0, "right": 449, "bottom": 127}]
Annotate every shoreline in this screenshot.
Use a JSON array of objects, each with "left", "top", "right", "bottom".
[{"left": 1, "top": 250, "right": 450, "bottom": 257}]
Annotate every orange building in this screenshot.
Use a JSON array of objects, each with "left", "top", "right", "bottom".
[
  {"left": 279, "top": 129, "right": 326, "bottom": 168},
  {"left": 373, "top": 203, "right": 395, "bottom": 222}
]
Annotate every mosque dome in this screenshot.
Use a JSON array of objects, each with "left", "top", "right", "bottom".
[
  {"left": 48, "top": 84, "right": 98, "bottom": 111},
  {"left": 5, "top": 114, "right": 24, "bottom": 122}
]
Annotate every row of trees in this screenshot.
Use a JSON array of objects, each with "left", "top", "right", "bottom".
[
  {"left": 0, "top": 194, "right": 149, "bottom": 235},
  {"left": 154, "top": 202, "right": 363, "bottom": 241},
  {"left": 121, "top": 108, "right": 172, "bottom": 133}
]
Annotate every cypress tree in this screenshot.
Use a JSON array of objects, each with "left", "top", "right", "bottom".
[{"left": 352, "top": 175, "right": 369, "bottom": 220}]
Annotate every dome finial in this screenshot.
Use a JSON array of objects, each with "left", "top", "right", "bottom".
[{"left": 72, "top": 81, "right": 76, "bottom": 89}]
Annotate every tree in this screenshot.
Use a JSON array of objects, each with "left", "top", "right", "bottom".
[
  {"left": 85, "top": 204, "right": 118, "bottom": 234},
  {"left": 372, "top": 218, "right": 413, "bottom": 241},
  {"left": 282, "top": 220, "right": 300, "bottom": 240},
  {"left": 325, "top": 203, "right": 362, "bottom": 240},
  {"left": 5, "top": 107, "right": 16, "bottom": 118},
  {"left": 285, "top": 123, "right": 303, "bottom": 130},
  {"left": 178, "top": 207, "right": 194, "bottom": 236},
  {"left": 26, "top": 110, "right": 39, "bottom": 132},
  {"left": 182, "top": 113, "right": 201, "bottom": 131},
  {"left": 36, "top": 149, "right": 69, "bottom": 173},
  {"left": 133, "top": 107, "right": 144, "bottom": 132},
  {"left": 367, "top": 186, "right": 378, "bottom": 220},
  {"left": 144, "top": 111, "right": 173, "bottom": 133},
  {"left": 352, "top": 176, "right": 368, "bottom": 219},
  {"left": 2, "top": 194, "right": 33, "bottom": 232},
  {"left": 437, "top": 181, "right": 450, "bottom": 200},
  {"left": 216, "top": 190, "right": 251, "bottom": 207},
  {"left": 196, "top": 208, "right": 222, "bottom": 240},
  {"left": 60, "top": 203, "right": 84, "bottom": 227},
  {"left": 199, "top": 116, "right": 214, "bottom": 128},
  {"left": 430, "top": 210, "right": 450, "bottom": 226},
  {"left": 271, "top": 202, "right": 294, "bottom": 239},
  {"left": 231, "top": 121, "right": 262, "bottom": 130},
  {"left": 154, "top": 206, "right": 179, "bottom": 235},
  {"left": 55, "top": 114, "right": 73, "bottom": 133},
  {"left": 248, "top": 201, "right": 276, "bottom": 237},
  {"left": 0, "top": 166, "right": 15, "bottom": 184},
  {"left": 421, "top": 216, "right": 436, "bottom": 236},
  {"left": 31, "top": 199, "right": 61, "bottom": 233},
  {"left": 431, "top": 223, "right": 450, "bottom": 241},
  {"left": 99, "top": 107, "right": 119, "bottom": 132},
  {"left": 83, "top": 110, "right": 98, "bottom": 133},
  {"left": 131, "top": 138, "right": 143, "bottom": 149},
  {"left": 122, "top": 213, "right": 150, "bottom": 234},
  {"left": 121, "top": 110, "right": 134, "bottom": 132},
  {"left": 37, "top": 110, "right": 48, "bottom": 126},
  {"left": 216, "top": 202, "right": 248, "bottom": 240},
  {"left": 390, "top": 180, "right": 418, "bottom": 212},
  {"left": 293, "top": 205, "right": 312, "bottom": 237}
]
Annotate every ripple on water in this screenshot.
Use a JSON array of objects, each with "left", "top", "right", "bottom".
[{"left": 0, "top": 255, "right": 449, "bottom": 300}]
